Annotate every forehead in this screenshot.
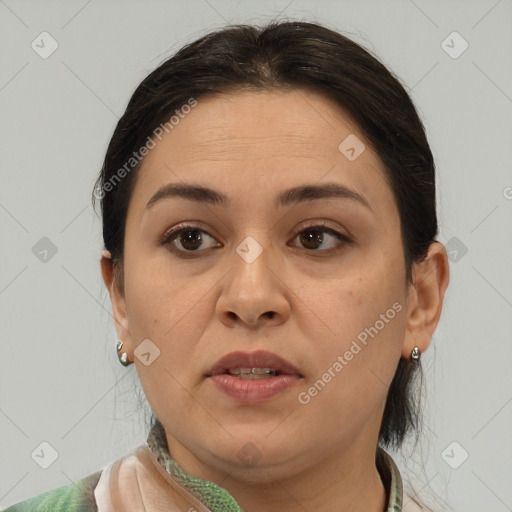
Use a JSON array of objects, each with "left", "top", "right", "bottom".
[
  {"left": 130, "top": 88, "right": 395, "bottom": 218},
  {"left": 145, "top": 89, "right": 364, "bottom": 162}
]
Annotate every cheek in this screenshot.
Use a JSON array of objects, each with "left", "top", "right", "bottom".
[
  {"left": 303, "top": 262, "right": 405, "bottom": 373},
  {"left": 125, "top": 256, "right": 201, "bottom": 336},
  {"left": 124, "top": 264, "right": 219, "bottom": 396},
  {"left": 295, "top": 274, "right": 405, "bottom": 438}
]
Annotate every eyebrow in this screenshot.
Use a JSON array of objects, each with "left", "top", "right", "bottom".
[{"left": 145, "top": 182, "right": 372, "bottom": 212}]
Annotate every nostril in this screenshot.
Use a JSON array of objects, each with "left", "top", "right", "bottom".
[{"left": 264, "top": 311, "right": 276, "bottom": 319}]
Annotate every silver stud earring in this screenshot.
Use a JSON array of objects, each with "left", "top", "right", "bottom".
[
  {"left": 411, "top": 346, "right": 421, "bottom": 361},
  {"left": 117, "top": 340, "right": 131, "bottom": 367}
]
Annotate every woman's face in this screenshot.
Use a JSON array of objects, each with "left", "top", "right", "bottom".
[{"left": 106, "top": 88, "right": 422, "bottom": 481}]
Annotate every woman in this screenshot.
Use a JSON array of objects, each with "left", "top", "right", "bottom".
[{"left": 4, "top": 20, "right": 449, "bottom": 512}]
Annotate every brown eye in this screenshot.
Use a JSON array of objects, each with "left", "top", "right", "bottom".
[
  {"left": 299, "top": 228, "right": 324, "bottom": 250},
  {"left": 162, "top": 225, "right": 220, "bottom": 255},
  {"left": 176, "top": 229, "right": 205, "bottom": 251},
  {"left": 293, "top": 226, "right": 351, "bottom": 252}
]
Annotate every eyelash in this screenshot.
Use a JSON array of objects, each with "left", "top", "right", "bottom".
[{"left": 161, "top": 222, "right": 352, "bottom": 258}]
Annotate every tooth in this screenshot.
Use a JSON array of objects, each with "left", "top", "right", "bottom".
[
  {"left": 252, "top": 367, "right": 271, "bottom": 375},
  {"left": 227, "top": 367, "right": 278, "bottom": 378}
]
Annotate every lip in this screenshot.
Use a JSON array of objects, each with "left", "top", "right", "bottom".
[
  {"left": 206, "top": 350, "right": 303, "bottom": 403},
  {"left": 206, "top": 350, "right": 303, "bottom": 377}
]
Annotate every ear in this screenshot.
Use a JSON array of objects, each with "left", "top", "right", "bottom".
[
  {"left": 100, "top": 250, "right": 134, "bottom": 353},
  {"left": 402, "top": 241, "right": 450, "bottom": 359}
]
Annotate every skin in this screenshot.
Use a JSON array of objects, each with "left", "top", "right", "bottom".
[{"left": 101, "top": 88, "right": 449, "bottom": 512}]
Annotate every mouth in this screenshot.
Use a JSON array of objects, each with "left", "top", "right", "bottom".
[
  {"left": 206, "top": 350, "right": 303, "bottom": 403},
  {"left": 206, "top": 350, "right": 303, "bottom": 379}
]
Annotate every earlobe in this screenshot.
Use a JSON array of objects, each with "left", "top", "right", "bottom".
[
  {"left": 100, "top": 252, "right": 132, "bottom": 347},
  {"left": 401, "top": 241, "right": 450, "bottom": 359}
]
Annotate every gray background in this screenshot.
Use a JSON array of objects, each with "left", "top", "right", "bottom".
[{"left": 1, "top": 0, "right": 511, "bottom": 510}]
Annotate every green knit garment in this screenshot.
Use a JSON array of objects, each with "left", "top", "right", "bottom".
[{"left": 146, "top": 419, "right": 243, "bottom": 512}]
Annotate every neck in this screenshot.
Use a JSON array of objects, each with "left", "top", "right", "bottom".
[
  {"left": 221, "top": 447, "right": 387, "bottom": 512},
  {"left": 165, "top": 432, "right": 388, "bottom": 512}
]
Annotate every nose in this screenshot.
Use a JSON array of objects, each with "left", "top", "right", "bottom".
[{"left": 216, "top": 241, "right": 290, "bottom": 330}]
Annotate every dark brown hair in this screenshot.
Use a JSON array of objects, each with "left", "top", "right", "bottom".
[{"left": 93, "top": 21, "right": 436, "bottom": 451}]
